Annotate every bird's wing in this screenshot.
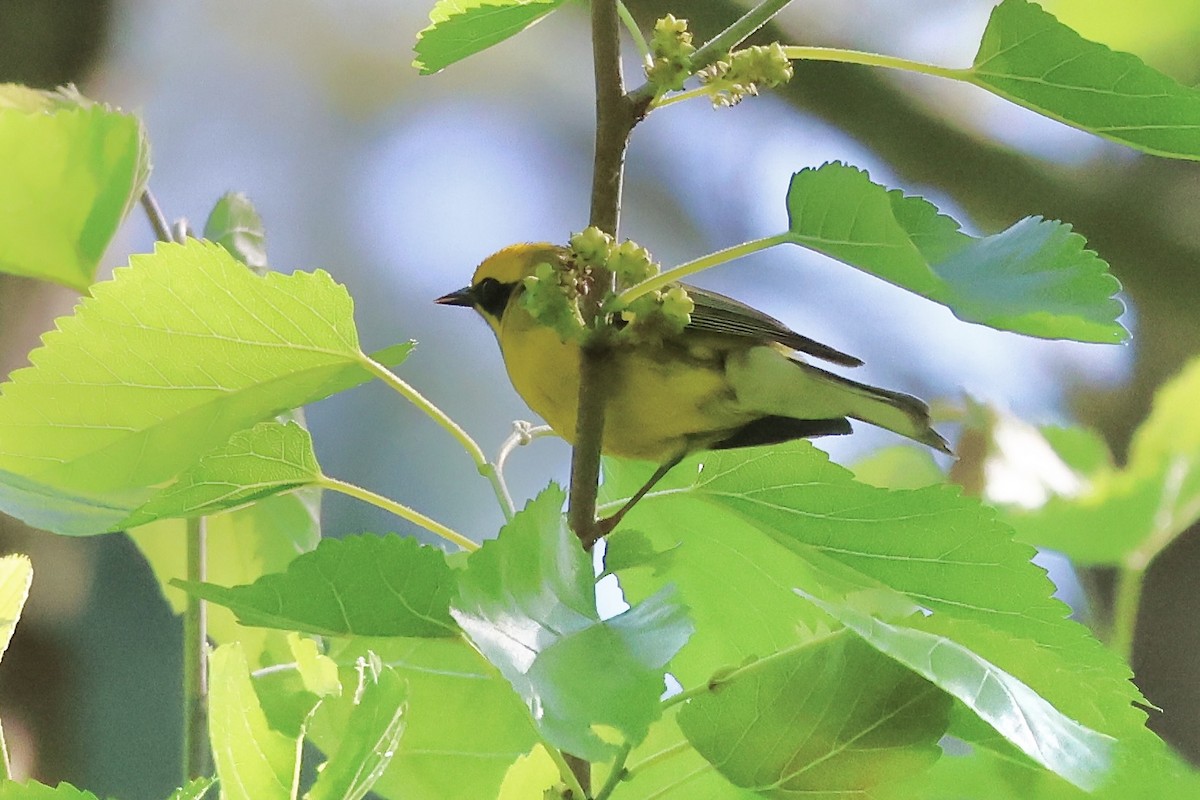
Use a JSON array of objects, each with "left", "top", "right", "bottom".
[{"left": 683, "top": 284, "right": 863, "bottom": 367}]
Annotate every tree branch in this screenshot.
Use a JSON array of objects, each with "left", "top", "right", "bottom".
[{"left": 570, "top": 0, "right": 637, "bottom": 556}]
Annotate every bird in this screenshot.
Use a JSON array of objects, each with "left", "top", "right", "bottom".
[{"left": 438, "top": 242, "right": 950, "bottom": 536}]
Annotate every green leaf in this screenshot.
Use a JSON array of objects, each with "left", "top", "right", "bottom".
[
  {"left": 452, "top": 486, "right": 693, "bottom": 761},
  {"left": 413, "top": 0, "right": 568, "bottom": 75},
  {"left": 799, "top": 593, "right": 1113, "bottom": 791},
  {"left": 912, "top": 729, "right": 1200, "bottom": 800},
  {"left": 0, "top": 556, "right": 32, "bottom": 666},
  {"left": 288, "top": 633, "right": 342, "bottom": 698},
  {"left": 997, "top": 355, "right": 1200, "bottom": 565},
  {"left": 122, "top": 421, "right": 322, "bottom": 528},
  {"left": 166, "top": 777, "right": 217, "bottom": 800},
  {"left": 205, "top": 191, "right": 268, "bottom": 272},
  {"left": 603, "top": 444, "right": 1147, "bottom": 769},
  {"left": 496, "top": 745, "right": 559, "bottom": 800},
  {"left": 306, "top": 637, "right": 539, "bottom": 800},
  {"left": 784, "top": 163, "right": 1125, "bottom": 343},
  {"left": 176, "top": 534, "right": 458, "bottom": 638},
  {"left": 965, "top": 0, "right": 1200, "bottom": 160},
  {"left": 611, "top": 708, "right": 758, "bottom": 799},
  {"left": 130, "top": 488, "right": 320, "bottom": 666},
  {"left": 851, "top": 445, "right": 946, "bottom": 490},
  {"left": 0, "top": 782, "right": 102, "bottom": 800},
  {"left": 0, "top": 84, "right": 149, "bottom": 289},
  {"left": 678, "top": 631, "right": 951, "bottom": 798},
  {"left": 307, "top": 664, "right": 406, "bottom": 800},
  {"left": 210, "top": 642, "right": 301, "bottom": 800},
  {"left": 0, "top": 239, "right": 410, "bottom": 535}
]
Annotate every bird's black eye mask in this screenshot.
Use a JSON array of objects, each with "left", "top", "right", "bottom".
[{"left": 473, "top": 277, "right": 517, "bottom": 319}]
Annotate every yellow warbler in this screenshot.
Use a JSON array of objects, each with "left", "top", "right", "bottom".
[{"left": 439, "top": 243, "right": 949, "bottom": 530}]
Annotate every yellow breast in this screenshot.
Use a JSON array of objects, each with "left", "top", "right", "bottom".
[{"left": 495, "top": 304, "right": 750, "bottom": 462}]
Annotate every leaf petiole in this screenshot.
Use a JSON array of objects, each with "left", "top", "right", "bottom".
[
  {"left": 358, "top": 354, "right": 517, "bottom": 519},
  {"left": 783, "top": 46, "right": 967, "bottom": 82},
  {"left": 616, "top": 234, "right": 790, "bottom": 306},
  {"left": 317, "top": 474, "right": 478, "bottom": 552}
]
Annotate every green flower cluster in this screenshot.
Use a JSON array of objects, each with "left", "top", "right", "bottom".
[
  {"left": 524, "top": 228, "right": 694, "bottom": 346},
  {"left": 520, "top": 252, "right": 586, "bottom": 342},
  {"left": 645, "top": 15, "right": 696, "bottom": 92},
  {"left": 700, "top": 43, "right": 794, "bottom": 107}
]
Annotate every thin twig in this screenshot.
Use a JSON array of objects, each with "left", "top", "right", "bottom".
[
  {"left": 182, "top": 516, "right": 211, "bottom": 780},
  {"left": 140, "top": 188, "right": 174, "bottom": 243},
  {"left": 141, "top": 187, "right": 211, "bottom": 781}
]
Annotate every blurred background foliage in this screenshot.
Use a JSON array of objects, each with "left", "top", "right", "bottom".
[{"left": 0, "top": 1, "right": 1197, "bottom": 797}]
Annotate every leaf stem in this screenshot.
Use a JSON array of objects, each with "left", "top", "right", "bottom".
[
  {"left": 494, "top": 423, "right": 556, "bottom": 517},
  {"left": 1109, "top": 564, "right": 1144, "bottom": 664},
  {"left": 318, "top": 475, "right": 478, "bottom": 552},
  {"left": 358, "top": 354, "right": 515, "bottom": 518},
  {"left": 140, "top": 188, "right": 174, "bottom": 243},
  {"left": 540, "top": 743, "right": 587, "bottom": 800},
  {"left": 782, "top": 46, "right": 968, "bottom": 83},
  {"left": 663, "top": 628, "right": 842, "bottom": 711},
  {"left": 690, "top": 0, "right": 794, "bottom": 74},
  {"left": 1109, "top": 456, "right": 1193, "bottom": 661},
  {"left": 616, "top": 1, "right": 649, "bottom": 61},
  {"left": 622, "top": 739, "right": 693, "bottom": 781},
  {"left": 616, "top": 234, "right": 791, "bottom": 306},
  {"left": 593, "top": 742, "right": 634, "bottom": 800},
  {"left": 182, "top": 516, "right": 211, "bottom": 781},
  {"left": 651, "top": 86, "right": 712, "bottom": 109}
]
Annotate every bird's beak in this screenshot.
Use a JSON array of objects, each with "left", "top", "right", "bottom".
[{"left": 436, "top": 286, "right": 473, "bottom": 307}]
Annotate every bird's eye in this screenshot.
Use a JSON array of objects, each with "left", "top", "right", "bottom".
[{"left": 474, "top": 277, "right": 511, "bottom": 318}]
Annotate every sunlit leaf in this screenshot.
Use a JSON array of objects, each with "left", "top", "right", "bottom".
[
  {"left": 603, "top": 443, "right": 1146, "bottom": 783},
  {"left": 453, "top": 487, "right": 693, "bottom": 761},
  {"left": 130, "top": 488, "right": 320, "bottom": 666},
  {"left": 307, "top": 637, "right": 539, "bottom": 800},
  {"left": 610, "top": 708, "right": 758, "bottom": 799},
  {"left": 799, "top": 593, "right": 1113, "bottom": 791},
  {"left": 0, "top": 84, "right": 148, "bottom": 289},
  {"left": 166, "top": 777, "right": 217, "bottom": 800},
  {"left": 784, "top": 163, "right": 1125, "bottom": 343},
  {"left": 209, "top": 643, "right": 301, "bottom": 800},
  {"left": 679, "top": 631, "right": 950, "bottom": 798},
  {"left": 0, "top": 238, "right": 410, "bottom": 535},
  {"left": 0, "top": 782, "right": 102, "bottom": 800},
  {"left": 966, "top": 0, "right": 1200, "bottom": 160},
  {"left": 288, "top": 633, "right": 342, "bottom": 699},
  {"left": 0, "top": 556, "right": 32, "bottom": 666},
  {"left": 123, "top": 421, "right": 322, "bottom": 528},
  {"left": 307, "top": 664, "right": 406, "bottom": 800},
  {"left": 413, "top": 0, "right": 568, "bottom": 75},
  {"left": 496, "top": 745, "right": 560, "bottom": 800},
  {"left": 176, "top": 534, "right": 458, "bottom": 638}
]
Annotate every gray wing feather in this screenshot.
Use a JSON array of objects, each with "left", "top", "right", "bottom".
[{"left": 684, "top": 284, "right": 863, "bottom": 367}]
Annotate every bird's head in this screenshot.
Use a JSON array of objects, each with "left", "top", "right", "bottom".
[{"left": 436, "top": 243, "right": 564, "bottom": 330}]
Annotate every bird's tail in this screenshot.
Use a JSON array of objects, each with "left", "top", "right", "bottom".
[
  {"left": 728, "top": 347, "right": 952, "bottom": 454},
  {"left": 810, "top": 364, "right": 952, "bottom": 454}
]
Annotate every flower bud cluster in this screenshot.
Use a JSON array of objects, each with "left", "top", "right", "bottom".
[
  {"left": 700, "top": 43, "right": 794, "bottom": 107},
  {"left": 645, "top": 15, "right": 696, "bottom": 92},
  {"left": 522, "top": 228, "right": 695, "bottom": 345}
]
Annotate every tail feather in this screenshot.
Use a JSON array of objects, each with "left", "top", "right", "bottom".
[{"left": 727, "top": 347, "right": 952, "bottom": 454}]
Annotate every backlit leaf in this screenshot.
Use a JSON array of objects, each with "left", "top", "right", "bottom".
[
  {"left": 177, "top": 534, "right": 458, "bottom": 638},
  {"left": 413, "top": 0, "right": 568, "bottom": 75},
  {"left": 0, "top": 84, "right": 148, "bottom": 289},
  {"left": 453, "top": 487, "right": 693, "bottom": 760},
  {"left": 784, "top": 164, "right": 1124, "bottom": 343}
]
